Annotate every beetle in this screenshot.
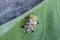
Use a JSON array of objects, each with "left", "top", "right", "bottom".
[{"left": 21, "top": 14, "right": 39, "bottom": 33}]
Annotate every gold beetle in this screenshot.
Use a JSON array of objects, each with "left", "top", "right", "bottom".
[{"left": 21, "top": 14, "right": 39, "bottom": 33}]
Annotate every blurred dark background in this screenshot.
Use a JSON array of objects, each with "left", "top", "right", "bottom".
[{"left": 0, "top": 0, "right": 43, "bottom": 25}]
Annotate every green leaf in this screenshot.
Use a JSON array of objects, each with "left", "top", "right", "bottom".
[
  {"left": 0, "top": 0, "right": 60, "bottom": 40},
  {"left": 44, "top": 0, "right": 60, "bottom": 40}
]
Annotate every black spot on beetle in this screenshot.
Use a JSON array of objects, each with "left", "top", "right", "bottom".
[
  {"left": 27, "top": 15, "right": 29, "bottom": 17},
  {"left": 27, "top": 24, "right": 29, "bottom": 26},
  {"left": 28, "top": 20, "right": 30, "bottom": 22},
  {"left": 37, "top": 22, "right": 39, "bottom": 24},
  {"left": 27, "top": 15, "right": 30, "bottom": 19},
  {"left": 26, "top": 28, "right": 28, "bottom": 29},
  {"left": 25, "top": 17, "right": 27, "bottom": 19},
  {"left": 25, "top": 24, "right": 26, "bottom": 25},
  {"left": 21, "top": 25, "right": 25, "bottom": 28},
  {"left": 25, "top": 29, "right": 28, "bottom": 33},
  {"left": 25, "top": 16, "right": 30, "bottom": 19},
  {"left": 25, "top": 31, "right": 27, "bottom": 33},
  {"left": 31, "top": 30, "right": 34, "bottom": 33},
  {"left": 24, "top": 15, "right": 30, "bottom": 19}
]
